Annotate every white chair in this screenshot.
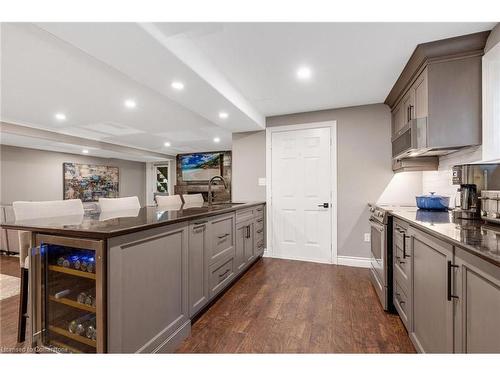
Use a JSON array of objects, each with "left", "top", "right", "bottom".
[
  {"left": 12, "top": 199, "right": 84, "bottom": 343},
  {"left": 182, "top": 194, "right": 204, "bottom": 205},
  {"left": 156, "top": 194, "right": 182, "bottom": 207},
  {"left": 98, "top": 196, "right": 141, "bottom": 212}
]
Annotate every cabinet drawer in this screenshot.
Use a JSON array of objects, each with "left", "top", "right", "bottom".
[
  {"left": 394, "top": 243, "right": 410, "bottom": 287},
  {"left": 255, "top": 216, "right": 264, "bottom": 231},
  {"left": 255, "top": 226, "right": 264, "bottom": 244},
  {"left": 254, "top": 205, "right": 265, "bottom": 218},
  {"left": 209, "top": 214, "right": 235, "bottom": 265},
  {"left": 394, "top": 277, "right": 410, "bottom": 331},
  {"left": 236, "top": 208, "right": 254, "bottom": 224},
  {"left": 209, "top": 256, "right": 235, "bottom": 298}
]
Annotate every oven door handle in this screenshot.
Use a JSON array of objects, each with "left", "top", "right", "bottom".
[{"left": 369, "top": 218, "right": 385, "bottom": 232}]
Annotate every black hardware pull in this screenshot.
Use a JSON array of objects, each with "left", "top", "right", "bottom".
[
  {"left": 317, "top": 203, "right": 329, "bottom": 208},
  {"left": 402, "top": 233, "right": 409, "bottom": 259},
  {"left": 218, "top": 233, "right": 230, "bottom": 239},
  {"left": 447, "top": 261, "right": 459, "bottom": 301}
]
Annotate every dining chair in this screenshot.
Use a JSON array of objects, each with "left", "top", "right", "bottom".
[
  {"left": 155, "top": 194, "right": 182, "bottom": 207},
  {"left": 182, "top": 193, "right": 204, "bottom": 205},
  {"left": 98, "top": 196, "right": 141, "bottom": 212},
  {"left": 12, "top": 199, "right": 84, "bottom": 343}
]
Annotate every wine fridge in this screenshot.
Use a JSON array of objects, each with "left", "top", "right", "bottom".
[{"left": 30, "top": 234, "right": 106, "bottom": 353}]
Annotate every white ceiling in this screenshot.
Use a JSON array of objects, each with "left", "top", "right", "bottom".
[
  {"left": 0, "top": 22, "right": 495, "bottom": 159},
  {"left": 177, "top": 22, "right": 496, "bottom": 115}
]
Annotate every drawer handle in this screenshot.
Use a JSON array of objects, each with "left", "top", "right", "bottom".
[
  {"left": 256, "top": 229, "right": 263, "bottom": 234},
  {"left": 257, "top": 208, "right": 263, "bottom": 212},
  {"left": 257, "top": 218, "right": 263, "bottom": 223},
  {"left": 219, "top": 269, "right": 230, "bottom": 279},
  {"left": 447, "top": 261, "right": 459, "bottom": 301},
  {"left": 193, "top": 224, "right": 206, "bottom": 231},
  {"left": 218, "top": 233, "right": 230, "bottom": 239}
]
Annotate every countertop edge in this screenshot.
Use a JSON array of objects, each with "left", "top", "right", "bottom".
[
  {"left": 391, "top": 212, "right": 500, "bottom": 268},
  {"left": 0, "top": 201, "right": 266, "bottom": 240}
]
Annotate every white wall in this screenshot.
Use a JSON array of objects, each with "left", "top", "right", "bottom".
[{"left": 422, "top": 146, "right": 482, "bottom": 206}]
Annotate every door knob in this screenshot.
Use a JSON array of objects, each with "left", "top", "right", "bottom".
[{"left": 317, "top": 203, "right": 329, "bottom": 208}]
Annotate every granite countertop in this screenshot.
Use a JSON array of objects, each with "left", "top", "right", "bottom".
[
  {"left": 391, "top": 208, "right": 500, "bottom": 267},
  {"left": 0, "top": 202, "right": 265, "bottom": 240}
]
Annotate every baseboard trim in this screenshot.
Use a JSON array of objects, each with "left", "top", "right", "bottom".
[
  {"left": 265, "top": 252, "right": 334, "bottom": 265},
  {"left": 337, "top": 256, "right": 371, "bottom": 268}
]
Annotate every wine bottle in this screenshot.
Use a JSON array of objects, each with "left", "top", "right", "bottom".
[
  {"left": 86, "top": 319, "right": 97, "bottom": 341},
  {"left": 57, "top": 256, "right": 66, "bottom": 266},
  {"left": 68, "top": 313, "right": 94, "bottom": 334},
  {"left": 76, "top": 292, "right": 87, "bottom": 305}
]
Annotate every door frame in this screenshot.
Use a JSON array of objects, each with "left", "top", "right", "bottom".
[
  {"left": 265, "top": 121, "right": 338, "bottom": 264},
  {"left": 146, "top": 159, "right": 176, "bottom": 206}
]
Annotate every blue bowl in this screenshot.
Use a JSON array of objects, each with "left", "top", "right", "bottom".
[{"left": 415, "top": 192, "right": 450, "bottom": 211}]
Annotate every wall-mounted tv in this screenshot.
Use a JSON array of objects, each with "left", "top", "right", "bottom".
[{"left": 179, "top": 152, "right": 222, "bottom": 182}]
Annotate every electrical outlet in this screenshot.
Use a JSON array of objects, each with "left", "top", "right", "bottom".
[{"left": 364, "top": 233, "right": 371, "bottom": 242}]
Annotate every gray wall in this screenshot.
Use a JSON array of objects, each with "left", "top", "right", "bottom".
[
  {"left": 0, "top": 145, "right": 147, "bottom": 206},
  {"left": 266, "top": 103, "right": 393, "bottom": 258},
  {"left": 231, "top": 131, "right": 266, "bottom": 202}
]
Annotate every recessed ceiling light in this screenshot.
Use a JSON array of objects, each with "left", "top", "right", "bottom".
[
  {"left": 213, "top": 137, "right": 221, "bottom": 143},
  {"left": 82, "top": 149, "right": 89, "bottom": 154},
  {"left": 164, "top": 142, "right": 171, "bottom": 147},
  {"left": 296, "top": 66, "right": 312, "bottom": 80},
  {"left": 218, "top": 112, "right": 229, "bottom": 119},
  {"left": 54, "top": 113, "right": 66, "bottom": 121},
  {"left": 124, "top": 99, "right": 137, "bottom": 109},
  {"left": 171, "top": 81, "right": 184, "bottom": 90}
]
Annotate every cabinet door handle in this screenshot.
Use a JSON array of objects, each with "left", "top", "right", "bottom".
[
  {"left": 246, "top": 225, "right": 250, "bottom": 239},
  {"left": 447, "top": 261, "right": 459, "bottom": 301},
  {"left": 402, "top": 234, "right": 410, "bottom": 259},
  {"left": 219, "top": 269, "right": 230, "bottom": 279}
]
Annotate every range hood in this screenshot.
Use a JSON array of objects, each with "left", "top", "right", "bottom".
[
  {"left": 392, "top": 117, "right": 463, "bottom": 160},
  {"left": 392, "top": 155, "right": 438, "bottom": 173}
]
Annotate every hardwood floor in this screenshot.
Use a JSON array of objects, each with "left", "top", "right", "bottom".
[
  {"left": 177, "top": 258, "right": 415, "bottom": 353},
  {"left": 0, "top": 254, "right": 415, "bottom": 353}
]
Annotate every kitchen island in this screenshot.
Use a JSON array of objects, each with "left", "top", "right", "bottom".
[
  {"left": 1, "top": 202, "right": 266, "bottom": 353},
  {"left": 389, "top": 208, "right": 500, "bottom": 353}
]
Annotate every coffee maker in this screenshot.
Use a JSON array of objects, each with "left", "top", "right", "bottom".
[{"left": 452, "top": 163, "right": 500, "bottom": 220}]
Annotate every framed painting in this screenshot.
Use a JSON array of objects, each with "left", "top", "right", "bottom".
[
  {"left": 63, "top": 163, "right": 119, "bottom": 202},
  {"left": 179, "top": 152, "right": 222, "bottom": 182}
]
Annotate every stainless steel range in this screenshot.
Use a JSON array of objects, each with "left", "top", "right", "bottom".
[{"left": 368, "top": 203, "right": 393, "bottom": 311}]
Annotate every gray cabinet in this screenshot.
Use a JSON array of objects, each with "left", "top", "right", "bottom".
[
  {"left": 409, "top": 226, "right": 454, "bottom": 353},
  {"left": 235, "top": 221, "right": 248, "bottom": 272},
  {"left": 188, "top": 219, "right": 209, "bottom": 317},
  {"left": 107, "top": 222, "right": 190, "bottom": 353},
  {"left": 244, "top": 220, "right": 255, "bottom": 263},
  {"left": 208, "top": 213, "right": 235, "bottom": 265},
  {"left": 393, "top": 218, "right": 412, "bottom": 331},
  {"left": 454, "top": 247, "right": 500, "bottom": 353},
  {"left": 209, "top": 255, "right": 235, "bottom": 298}
]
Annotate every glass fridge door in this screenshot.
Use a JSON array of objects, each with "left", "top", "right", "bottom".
[{"left": 31, "top": 235, "right": 105, "bottom": 353}]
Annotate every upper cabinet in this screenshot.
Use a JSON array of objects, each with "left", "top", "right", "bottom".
[
  {"left": 482, "top": 40, "right": 500, "bottom": 162},
  {"left": 386, "top": 31, "right": 489, "bottom": 170}
]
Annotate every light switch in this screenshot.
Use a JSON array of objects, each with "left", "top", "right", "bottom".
[
  {"left": 364, "top": 233, "right": 371, "bottom": 242},
  {"left": 258, "top": 177, "right": 266, "bottom": 186}
]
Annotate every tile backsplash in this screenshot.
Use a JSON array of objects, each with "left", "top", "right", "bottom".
[{"left": 422, "top": 146, "right": 482, "bottom": 207}]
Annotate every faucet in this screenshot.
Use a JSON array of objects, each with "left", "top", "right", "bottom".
[{"left": 208, "top": 175, "right": 228, "bottom": 206}]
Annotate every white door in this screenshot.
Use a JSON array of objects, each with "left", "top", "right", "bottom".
[{"left": 271, "top": 127, "right": 333, "bottom": 263}]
